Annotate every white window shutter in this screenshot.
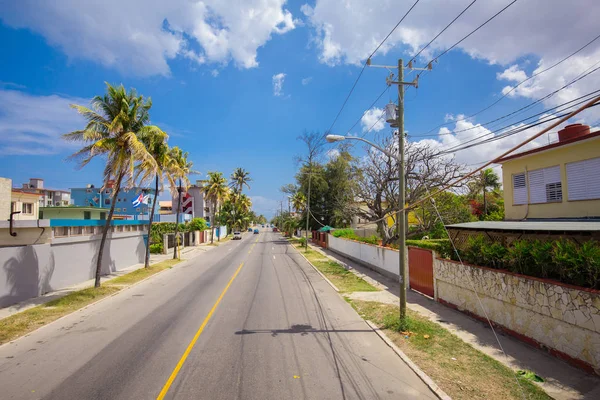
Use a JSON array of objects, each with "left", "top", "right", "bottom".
[
  {"left": 566, "top": 157, "right": 600, "bottom": 201},
  {"left": 512, "top": 173, "right": 527, "bottom": 204},
  {"left": 528, "top": 166, "right": 561, "bottom": 204}
]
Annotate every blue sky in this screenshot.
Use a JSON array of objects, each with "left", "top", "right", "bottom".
[{"left": 1, "top": 0, "right": 598, "bottom": 218}]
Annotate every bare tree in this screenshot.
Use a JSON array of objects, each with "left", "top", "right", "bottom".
[{"left": 353, "top": 134, "right": 465, "bottom": 245}]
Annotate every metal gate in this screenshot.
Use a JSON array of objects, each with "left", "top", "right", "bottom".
[{"left": 408, "top": 247, "right": 434, "bottom": 297}]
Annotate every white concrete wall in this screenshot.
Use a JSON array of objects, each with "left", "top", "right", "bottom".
[
  {"left": 0, "top": 178, "right": 11, "bottom": 221},
  {"left": 0, "top": 231, "right": 145, "bottom": 308},
  {"left": 434, "top": 258, "right": 600, "bottom": 374},
  {"left": 327, "top": 235, "right": 404, "bottom": 279}
]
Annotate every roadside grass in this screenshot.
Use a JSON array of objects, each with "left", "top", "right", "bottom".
[
  {"left": 0, "top": 258, "right": 182, "bottom": 345},
  {"left": 347, "top": 299, "right": 551, "bottom": 400},
  {"left": 290, "top": 242, "right": 377, "bottom": 293}
]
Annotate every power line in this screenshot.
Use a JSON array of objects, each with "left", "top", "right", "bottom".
[
  {"left": 416, "top": 59, "right": 600, "bottom": 142},
  {"left": 414, "top": 0, "right": 518, "bottom": 84},
  {"left": 406, "top": 0, "right": 477, "bottom": 67},
  {"left": 343, "top": 86, "right": 390, "bottom": 135},
  {"left": 324, "top": 0, "right": 422, "bottom": 135},
  {"left": 419, "top": 31, "right": 600, "bottom": 135}
]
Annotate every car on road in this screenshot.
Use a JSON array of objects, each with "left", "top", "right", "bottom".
[
  {"left": 272, "top": 227, "right": 278, "bottom": 232},
  {"left": 233, "top": 232, "right": 242, "bottom": 240},
  {"left": 253, "top": 229, "right": 259, "bottom": 234},
  {"left": 247, "top": 228, "right": 253, "bottom": 232}
]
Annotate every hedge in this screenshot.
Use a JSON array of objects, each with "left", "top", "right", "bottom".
[
  {"left": 458, "top": 236, "right": 600, "bottom": 290},
  {"left": 149, "top": 218, "right": 208, "bottom": 244},
  {"left": 331, "top": 228, "right": 379, "bottom": 245},
  {"left": 405, "top": 239, "right": 452, "bottom": 257}
]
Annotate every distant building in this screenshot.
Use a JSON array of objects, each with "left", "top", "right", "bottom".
[
  {"left": 40, "top": 206, "right": 107, "bottom": 220},
  {"left": 11, "top": 189, "right": 41, "bottom": 220},
  {"left": 497, "top": 124, "right": 600, "bottom": 220},
  {"left": 159, "top": 200, "right": 172, "bottom": 214},
  {"left": 70, "top": 181, "right": 156, "bottom": 218},
  {"left": 19, "top": 178, "right": 70, "bottom": 207},
  {"left": 172, "top": 180, "right": 211, "bottom": 222}
]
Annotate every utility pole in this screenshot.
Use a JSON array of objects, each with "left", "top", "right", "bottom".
[
  {"left": 368, "top": 57, "right": 428, "bottom": 322},
  {"left": 305, "top": 170, "right": 311, "bottom": 252}
]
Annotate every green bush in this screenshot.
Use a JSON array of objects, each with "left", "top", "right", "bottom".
[
  {"left": 189, "top": 218, "right": 208, "bottom": 232},
  {"left": 332, "top": 228, "right": 355, "bottom": 238},
  {"left": 406, "top": 239, "right": 451, "bottom": 257},
  {"left": 149, "top": 243, "right": 163, "bottom": 254},
  {"left": 458, "top": 237, "right": 600, "bottom": 289},
  {"left": 299, "top": 237, "right": 307, "bottom": 247}
]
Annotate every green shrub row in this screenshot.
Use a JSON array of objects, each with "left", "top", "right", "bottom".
[
  {"left": 458, "top": 236, "right": 600, "bottom": 289},
  {"left": 331, "top": 228, "right": 380, "bottom": 245},
  {"left": 149, "top": 218, "right": 208, "bottom": 244},
  {"left": 149, "top": 243, "right": 163, "bottom": 254},
  {"left": 405, "top": 239, "right": 452, "bottom": 258}
]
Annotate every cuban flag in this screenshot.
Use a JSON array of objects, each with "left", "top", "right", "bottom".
[{"left": 132, "top": 193, "right": 144, "bottom": 207}]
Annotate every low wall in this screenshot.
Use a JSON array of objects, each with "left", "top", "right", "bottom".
[
  {"left": 0, "top": 222, "right": 147, "bottom": 308},
  {"left": 327, "top": 235, "right": 407, "bottom": 280},
  {"left": 434, "top": 258, "right": 600, "bottom": 374}
]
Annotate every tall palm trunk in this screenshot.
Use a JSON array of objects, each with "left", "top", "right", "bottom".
[
  {"left": 210, "top": 200, "right": 216, "bottom": 244},
  {"left": 218, "top": 204, "right": 222, "bottom": 241},
  {"left": 94, "top": 171, "right": 124, "bottom": 288},
  {"left": 173, "top": 178, "right": 182, "bottom": 259},
  {"left": 144, "top": 175, "right": 159, "bottom": 268}
]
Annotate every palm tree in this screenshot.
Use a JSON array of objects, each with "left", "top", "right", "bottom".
[
  {"left": 291, "top": 192, "right": 306, "bottom": 213},
  {"left": 136, "top": 127, "right": 172, "bottom": 268},
  {"left": 168, "top": 147, "right": 196, "bottom": 259},
  {"left": 203, "top": 172, "right": 229, "bottom": 243},
  {"left": 230, "top": 168, "right": 252, "bottom": 194},
  {"left": 64, "top": 83, "right": 156, "bottom": 287},
  {"left": 473, "top": 168, "right": 501, "bottom": 215}
]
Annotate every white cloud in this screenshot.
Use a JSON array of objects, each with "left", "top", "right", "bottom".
[
  {"left": 497, "top": 65, "right": 527, "bottom": 82},
  {"left": 0, "top": 0, "right": 296, "bottom": 76},
  {"left": 211, "top": 69, "right": 220, "bottom": 77},
  {"left": 361, "top": 107, "right": 385, "bottom": 132},
  {"left": 0, "top": 89, "right": 87, "bottom": 156},
  {"left": 301, "top": 77, "right": 313, "bottom": 85},
  {"left": 272, "top": 73, "right": 286, "bottom": 96},
  {"left": 303, "top": 1, "right": 599, "bottom": 67},
  {"left": 326, "top": 148, "right": 340, "bottom": 159}
]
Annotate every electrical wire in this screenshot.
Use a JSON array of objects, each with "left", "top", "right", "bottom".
[
  {"left": 438, "top": 88, "right": 600, "bottom": 154},
  {"left": 343, "top": 86, "right": 390, "bottom": 135},
  {"left": 419, "top": 31, "right": 600, "bottom": 135},
  {"left": 324, "top": 0, "right": 422, "bottom": 135},
  {"left": 406, "top": 0, "right": 477, "bottom": 67}
]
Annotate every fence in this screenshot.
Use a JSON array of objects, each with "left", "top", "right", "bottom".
[
  {"left": 0, "top": 220, "right": 148, "bottom": 308},
  {"left": 324, "top": 233, "right": 600, "bottom": 375}
]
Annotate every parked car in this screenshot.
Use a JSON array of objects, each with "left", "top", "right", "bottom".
[
  {"left": 233, "top": 232, "right": 242, "bottom": 240},
  {"left": 253, "top": 229, "right": 259, "bottom": 234},
  {"left": 247, "top": 228, "right": 253, "bottom": 232},
  {"left": 272, "top": 227, "right": 278, "bottom": 232}
]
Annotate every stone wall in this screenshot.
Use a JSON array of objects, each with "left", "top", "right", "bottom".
[{"left": 434, "top": 258, "right": 600, "bottom": 374}]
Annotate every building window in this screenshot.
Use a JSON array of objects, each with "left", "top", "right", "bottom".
[
  {"left": 11, "top": 202, "right": 18, "bottom": 212},
  {"left": 512, "top": 173, "right": 527, "bottom": 205},
  {"left": 136, "top": 207, "right": 141, "bottom": 212},
  {"left": 528, "top": 165, "right": 562, "bottom": 204},
  {"left": 104, "top": 199, "right": 111, "bottom": 205},
  {"left": 100, "top": 212, "right": 106, "bottom": 220},
  {"left": 72, "top": 226, "right": 83, "bottom": 235},
  {"left": 22, "top": 203, "right": 33, "bottom": 214},
  {"left": 105, "top": 189, "right": 111, "bottom": 194},
  {"left": 566, "top": 157, "right": 600, "bottom": 201},
  {"left": 84, "top": 211, "right": 91, "bottom": 220},
  {"left": 85, "top": 226, "right": 95, "bottom": 234},
  {"left": 116, "top": 208, "right": 121, "bottom": 212},
  {"left": 122, "top": 208, "right": 127, "bottom": 213}
]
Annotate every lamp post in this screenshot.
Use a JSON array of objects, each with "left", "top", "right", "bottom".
[{"left": 326, "top": 133, "right": 407, "bottom": 322}]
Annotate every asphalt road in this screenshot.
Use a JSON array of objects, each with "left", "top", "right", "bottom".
[{"left": 0, "top": 230, "right": 436, "bottom": 399}]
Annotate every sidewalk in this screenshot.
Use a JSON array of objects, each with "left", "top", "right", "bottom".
[
  {"left": 309, "top": 243, "right": 600, "bottom": 400},
  {"left": 0, "top": 244, "right": 211, "bottom": 321}
]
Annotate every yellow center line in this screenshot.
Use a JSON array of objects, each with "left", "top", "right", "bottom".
[{"left": 156, "top": 262, "right": 245, "bottom": 400}]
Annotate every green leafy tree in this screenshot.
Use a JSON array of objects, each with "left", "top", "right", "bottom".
[
  {"left": 230, "top": 168, "right": 252, "bottom": 194},
  {"left": 64, "top": 83, "right": 156, "bottom": 287},
  {"left": 168, "top": 147, "right": 196, "bottom": 258},
  {"left": 203, "top": 171, "right": 229, "bottom": 243},
  {"left": 136, "top": 127, "right": 172, "bottom": 268},
  {"left": 470, "top": 168, "right": 501, "bottom": 215}
]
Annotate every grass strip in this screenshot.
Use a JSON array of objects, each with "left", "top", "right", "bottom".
[
  {"left": 290, "top": 242, "right": 377, "bottom": 293},
  {"left": 0, "top": 258, "right": 182, "bottom": 345},
  {"left": 346, "top": 299, "right": 551, "bottom": 400}
]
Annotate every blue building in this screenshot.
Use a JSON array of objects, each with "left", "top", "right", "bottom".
[{"left": 70, "top": 183, "right": 157, "bottom": 218}]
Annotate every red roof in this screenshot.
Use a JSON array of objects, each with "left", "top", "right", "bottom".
[{"left": 496, "top": 130, "right": 600, "bottom": 163}]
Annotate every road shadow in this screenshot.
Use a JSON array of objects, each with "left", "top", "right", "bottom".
[{"left": 235, "top": 324, "right": 372, "bottom": 337}]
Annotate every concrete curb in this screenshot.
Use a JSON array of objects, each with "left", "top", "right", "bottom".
[
  {"left": 365, "top": 320, "right": 452, "bottom": 400},
  {"left": 0, "top": 250, "right": 205, "bottom": 349},
  {"left": 288, "top": 239, "right": 341, "bottom": 292}
]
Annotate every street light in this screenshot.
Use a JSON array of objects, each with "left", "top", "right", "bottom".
[{"left": 326, "top": 132, "right": 407, "bottom": 323}]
